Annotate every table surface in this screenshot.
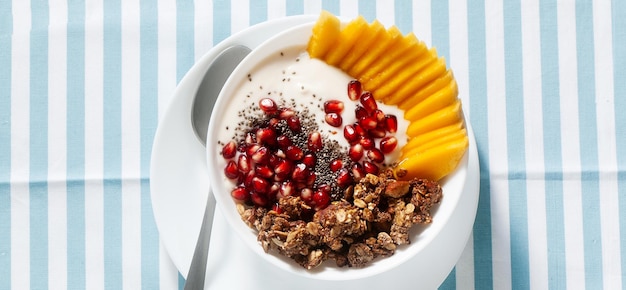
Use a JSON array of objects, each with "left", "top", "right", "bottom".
[{"left": 1, "top": 0, "right": 625, "bottom": 289}]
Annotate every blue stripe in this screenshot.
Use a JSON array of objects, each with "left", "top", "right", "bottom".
[
  {"left": 430, "top": 3, "right": 455, "bottom": 286},
  {"left": 213, "top": 0, "right": 231, "bottom": 44},
  {"left": 431, "top": 0, "right": 450, "bottom": 63},
  {"left": 613, "top": 0, "right": 626, "bottom": 283},
  {"left": 539, "top": 0, "right": 566, "bottom": 287},
  {"left": 66, "top": 0, "right": 86, "bottom": 288},
  {"left": 249, "top": 0, "right": 267, "bottom": 24},
  {"left": 286, "top": 0, "right": 304, "bottom": 15},
  {"left": 358, "top": 0, "right": 376, "bottom": 22},
  {"left": 321, "top": 0, "right": 339, "bottom": 15},
  {"left": 103, "top": 1, "right": 123, "bottom": 289},
  {"left": 575, "top": 1, "right": 604, "bottom": 288},
  {"left": 140, "top": 0, "right": 160, "bottom": 288},
  {"left": 439, "top": 268, "right": 456, "bottom": 290},
  {"left": 0, "top": 0, "right": 12, "bottom": 287},
  {"left": 394, "top": 0, "right": 412, "bottom": 34},
  {"left": 30, "top": 1, "right": 50, "bottom": 288},
  {"left": 467, "top": 0, "right": 494, "bottom": 288},
  {"left": 177, "top": 0, "right": 194, "bottom": 83},
  {"left": 179, "top": 273, "right": 185, "bottom": 290},
  {"left": 503, "top": 0, "right": 530, "bottom": 288}
]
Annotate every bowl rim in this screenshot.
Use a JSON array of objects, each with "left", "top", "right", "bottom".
[{"left": 206, "top": 21, "right": 473, "bottom": 281}]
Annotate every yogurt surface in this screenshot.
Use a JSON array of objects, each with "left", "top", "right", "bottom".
[{"left": 216, "top": 45, "right": 409, "bottom": 165}]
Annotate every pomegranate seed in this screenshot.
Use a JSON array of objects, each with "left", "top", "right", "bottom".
[
  {"left": 259, "top": 98, "right": 278, "bottom": 114},
  {"left": 286, "top": 116, "right": 301, "bottom": 132},
  {"left": 277, "top": 135, "right": 292, "bottom": 149},
  {"left": 374, "top": 109, "right": 386, "bottom": 122},
  {"left": 329, "top": 159, "right": 344, "bottom": 172},
  {"left": 368, "top": 128, "right": 386, "bottom": 138},
  {"left": 354, "top": 123, "right": 366, "bottom": 137},
  {"left": 268, "top": 154, "right": 280, "bottom": 167},
  {"left": 363, "top": 161, "right": 379, "bottom": 175},
  {"left": 349, "top": 144, "right": 364, "bottom": 161},
  {"left": 246, "top": 144, "right": 260, "bottom": 157},
  {"left": 380, "top": 136, "right": 398, "bottom": 154},
  {"left": 252, "top": 176, "right": 270, "bottom": 194},
  {"left": 238, "top": 154, "right": 252, "bottom": 173},
  {"left": 302, "top": 153, "right": 317, "bottom": 168},
  {"left": 312, "top": 189, "right": 331, "bottom": 210},
  {"left": 351, "top": 163, "right": 365, "bottom": 181},
  {"left": 251, "top": 146, "right": 270, "bottom": 165},
  {"left": 256, "top": 127, "right": 277, "bottom": 146},
  {"left": 300, "top": 188, "right": 313, "bottom": 202},
  {"left": 359, "top": 137, "right": 375, "bottom": 149},
  {"left": 359, "top": 116, "right": 378, "bottom": 130},
  {"left": 279, "top": 108, "right": 296, "bottom": 119},
  {"left": 285, "top": 145, "right": 304, "bottom": 161},
  {"left": 307, "top": 132, "right": 323, "bottom": 152},
  {"left": 224, "top": 161, "right": 239, "bottom": 179},
  {"left": 367, "top": 148, "right": 385, "bottom": 163},
  {"left": 275, "top": 149, "right": 286, "bottom": 159},
  {"left": 292, "top": 163, "right": 310, "bottom": 182},
  {"left": 250, "top": 191, "right": 269, "bottom": 206},
  {"left": 274, "top": 159, "right": 293, "bottom": 178},
  {"left": 272, "top": 203, "right": 282, "bottom": 214},
  {"left": 337, "top": 168, "right": 353, "bottom": 187},
  {"left": 268, "top": 118, "right": 280, "bottom": 128},
  {"left": 278, "top": 181, "right": 295, "bottom": 198},
  {"left": 255, "top": 164, "right": 274, "bottom": 179},
  {"left": 295, "top": 182, "right": 307, "bottom": 190},
  {"left": 360, "top": 92, "right": 378, "bottom": 113},
  {"left": 231, "top": 187, "right": 250, "bottom": 201},
  {"left": 317, "top": 183, "right": 331, "bottom": 195},
  {"left": 245, "top": 132, "right": 256, "bottom": 145},
  {"left": 324, "top": 100, "right": 345, "bottom": 114},
  {"left": 355, "top": 105, "right": 369, "bottom": 120},
  {"left": 347, "top": 80, "right": 362, "bottom": 101},
  {"left": 385, "top": 114, "right": 398, "bottom": 133},
  {"left": 243, "top": 171, "right": 255, "bottom": 187},
  {"left": 268, "top": 182, "right": 280, "bottom": 199},
  {"left": 306, "top": 172, "right": 317, "bottom": 186},
  {"left": 325, "top": 113, "right": 343, "bottom": 127},
  {"left": 221, "top": 141, "right": 237, "bottom": 159},
  {"left": 343, "top": 124, "right": 359, "bottom": 143}
]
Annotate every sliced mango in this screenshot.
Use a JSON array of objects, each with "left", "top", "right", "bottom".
[
  {"left": 401, "top": 129, "right": 467, "bottom": 158},
  {"left": 383, "top": 56, "right": 448, "bottom": 105},
  {"left": 406, "top": 100, "right": 463, "bottom": 137},
  {"left": 396, "top": 136, "right": 469, "bottom": 181},
  {"left": 404, "top": 78, "right": 458, "bottom": 121},
  {"left": 307, "top": 11, "right": 341, "bottom": 59},
  {"left": 359, "top": 26, "right": 419, "bottom": 86},
  {"left": 348, "top": 25, "right": 403, "bottom": 78},
  {"left": 402, "top": 121, "right": 464, "bottom": 153},
  {"left": 324, "top": 16, "right": 369, "bottom": 66},
  {"left": 338, "top": 20, "right": 386, "bottom": 72},
  {"left": 307, "top": 12, "right": 469, "bottom": 182},
  {"left": 398, "top": 70, "right": 454, "bottom": 111},
  {"left": 362, "top": 43, "right": 430, "bottom": 94}
]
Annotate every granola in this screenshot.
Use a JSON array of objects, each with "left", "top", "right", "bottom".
[{"left": 238, "top": 168, "right": 443, "bottom": 269}]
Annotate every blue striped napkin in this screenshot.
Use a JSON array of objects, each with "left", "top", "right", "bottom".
[{"left": 1, "top": 0, "right": 624, "bottom": 289}]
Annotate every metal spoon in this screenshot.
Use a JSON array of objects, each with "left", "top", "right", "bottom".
[{"left": 186, "top": 45, "right": 251, "bottom": 290}]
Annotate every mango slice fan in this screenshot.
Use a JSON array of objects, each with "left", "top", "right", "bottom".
[{"left": 307, "top": 11, "right": 469, "bottom": 181}]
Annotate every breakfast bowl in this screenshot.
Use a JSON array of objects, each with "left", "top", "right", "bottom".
[{"left": 206, "top": 16, "right": 479, "bottom": 282}]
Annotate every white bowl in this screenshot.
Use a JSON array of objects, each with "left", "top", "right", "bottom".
[{"left": 206, "top": 22, "right": 479, "bottom": 282}]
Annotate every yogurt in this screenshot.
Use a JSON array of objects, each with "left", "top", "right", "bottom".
[{"left": 216, "top": 45, "right": 409, "bottom": 165}]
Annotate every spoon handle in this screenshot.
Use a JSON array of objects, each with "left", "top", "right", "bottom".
[{"left": 184, "top": 192, "right": 216, "bottom": 290}]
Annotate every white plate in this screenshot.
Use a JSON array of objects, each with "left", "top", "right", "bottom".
[{"left": 150, "top": 15, "right": 480, "bottom": 289}]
